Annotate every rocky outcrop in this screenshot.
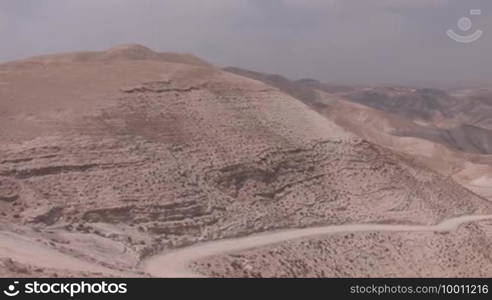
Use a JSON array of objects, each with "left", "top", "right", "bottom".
[
  {"left": 31, "top": 206, "right": 64, "bottom": 226},
  {"left": 0, "top": 177, "right": 20, "bottom": 202},
  {"left": 121, "top": 81, "right": 200, "bottom": 94}
]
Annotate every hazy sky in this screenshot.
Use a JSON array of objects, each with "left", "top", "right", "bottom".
[{"left": 0, "top": 0, "right": 491, "bottom": 85}]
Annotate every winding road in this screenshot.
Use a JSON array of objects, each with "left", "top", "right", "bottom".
[{"left": 143, "top": 214, "right": 492, "bottom": 277}]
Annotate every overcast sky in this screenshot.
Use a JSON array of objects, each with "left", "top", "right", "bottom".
[{"left": 0, "top": 0, "right": 491, "bottom": 86}]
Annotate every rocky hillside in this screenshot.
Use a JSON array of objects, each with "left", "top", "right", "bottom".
[{"left": 1, "top": 45, "right": 491, "bottom": 274}]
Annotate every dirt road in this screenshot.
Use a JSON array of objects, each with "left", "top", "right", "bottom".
[{"left": 143, "top": 214, "right": 492, "bottom": 277}]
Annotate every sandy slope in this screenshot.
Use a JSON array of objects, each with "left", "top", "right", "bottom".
[{"left": 0, "top": 230, "right": 123, "bottom": 276}]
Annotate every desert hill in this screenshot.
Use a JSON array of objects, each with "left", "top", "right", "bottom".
[
  {"left": 225, "top": 67, "right": 492, "bottom": 155},
  {"left": 0, "top": 45, "right": 491, "bottom": 276},
  {"left": 222, "top": 67, "right": 492, "bottom": 202},
  {"left": 1, "top": 44, "right": 210, "bottom": 69}
]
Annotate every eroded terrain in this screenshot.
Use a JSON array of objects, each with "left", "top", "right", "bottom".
[{"left": 1, "top": 45, "right": 491, "bottom": 277}]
